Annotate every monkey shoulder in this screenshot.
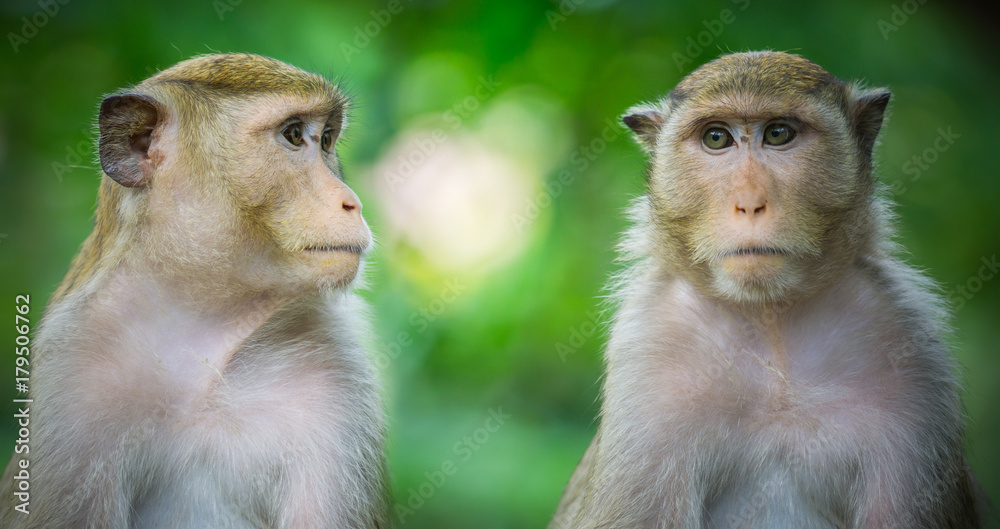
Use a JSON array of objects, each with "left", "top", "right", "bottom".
[
  {"left": 25, "top": 293, "right": 384, "bottom": 526},
  {"left": 34, "top": 291, "right": 377, "bottom": 450}
]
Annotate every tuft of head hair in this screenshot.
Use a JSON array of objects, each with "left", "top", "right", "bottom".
[
  {"left": 669, "top": 51, "right": 839, "bottom": 104},
  {"left": 143, "top": 53, "right": 344, "bottom": 103}
]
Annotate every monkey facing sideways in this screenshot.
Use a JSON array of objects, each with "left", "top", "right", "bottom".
[
  {"left": 550, "top": 51, "right": 981, "bottom": 528},
  {"left": 1, "top": 54, "right": 392, "bottom": 528}
]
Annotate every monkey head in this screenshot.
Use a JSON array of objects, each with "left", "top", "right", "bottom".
[
  {"left": 94, "top": 54, "right": 370, "bottom": 299},
  {"left": 624, "top": 51, "right": 890, "bottom": 304}
]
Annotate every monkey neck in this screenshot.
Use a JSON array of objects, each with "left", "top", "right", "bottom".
[
  {"left": 711, "top": 266, "right": 879, "bottom": 405},
  {"left": 745, "top": 304, "right": 795, "bottom": 407},
  {"left": 135, "top": 261, "right": 293, "bottom": 316},
  {"left": 87, "top": 264, "right": 297, "bottom": 378}
]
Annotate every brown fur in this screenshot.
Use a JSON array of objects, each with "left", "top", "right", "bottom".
[
  {"left": 2, "top": 54, "right": 392, "bottom": 528},
  {"left": 550, "top": 51, "right": 980, "bottom": 528}
]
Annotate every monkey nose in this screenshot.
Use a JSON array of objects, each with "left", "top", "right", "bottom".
[
  {"left": 320, "top": 172, "right": 363, "bottom": 215},
  {"left": 734, "top": 189, "right": 768, "bottom": 219},
  {"left": 338, "top": 185, "right": 363, "bottom": 214}
]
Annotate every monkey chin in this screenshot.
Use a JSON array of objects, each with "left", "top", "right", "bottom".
[
  {"left": 713, "top": 251, "right": 800, "bottom": 304},
  {"left": 295, "top": 247, "right": 362, "bottom": 291}
]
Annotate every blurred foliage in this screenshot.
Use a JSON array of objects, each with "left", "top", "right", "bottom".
[{"left": 0, "top": 0, "right": 998, "bottom": 527}]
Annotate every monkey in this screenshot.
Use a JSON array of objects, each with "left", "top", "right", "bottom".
[
  {"left": 548, "top": 51, "right": 982, "bottom": 528},
  {"left": 0, "top": 53, "right": 392, "bottom": 528}
]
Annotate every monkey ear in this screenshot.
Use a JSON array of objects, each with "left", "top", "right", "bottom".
[
  {"left": 622, "top": 104, "right": 665, "bottom": 152},
  {"left": 851, "top": 90, "right": 891, "bottom": 159},
  {"left": 98, "top": 94, "right": 162, "bottom": 188}
]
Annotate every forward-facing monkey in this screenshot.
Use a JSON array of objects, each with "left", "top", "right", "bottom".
[
  {"left": 550, "top": 51, "right": 981, "bottom": 528},
  {"left": 1, "top": 54, "right": 392, "bottom": 528}
]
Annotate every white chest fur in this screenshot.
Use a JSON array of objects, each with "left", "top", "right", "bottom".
[{"left": 598, "top": 269, "right": 939, "bottom": 527}]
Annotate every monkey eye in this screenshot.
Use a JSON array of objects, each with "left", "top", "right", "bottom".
[
  {"left": 282, "top": 122, "right": 304, "bottom": 147},
  {"left": 763, "top": 123, "right": 795, "bottom": 146},
  {"left": 321, "top": 128, "right": 333, "bottom": 153},
  {"left": 703, "top": 127, "right": 733, "bottom": 150}
]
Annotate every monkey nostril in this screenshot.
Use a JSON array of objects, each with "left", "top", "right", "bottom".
[{"left": 735, "top": 202, "right": 767, "bottom": 217}]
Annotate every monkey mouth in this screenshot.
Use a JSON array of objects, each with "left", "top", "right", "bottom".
[
  {"left": 303, "top": 244, "right": 365, "bottom": 254},
  {"left": 723, "top": 247, "right": 788, "bottom": 258}
]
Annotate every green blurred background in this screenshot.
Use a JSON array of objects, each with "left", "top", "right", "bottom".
[{"left": 0, "top": 0, "right": 997, "bottom": 526}]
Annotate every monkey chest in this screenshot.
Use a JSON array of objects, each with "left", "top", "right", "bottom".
[
  {"left": 118, "top": 358, "right": 361, "bottom": 527},
  {"left": 647, "top": 344, "right": 894, "bottom": 527},
  {"left": 689, "top": 392, "right": 865, "bottom": 528},
  {"left": 703, "top": 468, "right": 842, "bottom": 529}
]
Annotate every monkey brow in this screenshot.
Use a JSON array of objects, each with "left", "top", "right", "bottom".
[
  {"left": 268, "top": 91, "right": 344, "bottom": 118},
  {"left": 288, "top": 102, "right": 343, "bottom": 121},
  {"left": 248, "top": 103, "right": 345, "bottom": 135},
  {"left": 677, "top": 117, "right": 716, "bottom": 140},
  {"left": 678, "top": 113, "right": 800, "bottom": 139},
  {"left": 274, "top": 95, "right": 345, "bottom": 119},
  {"left": 306, "top": 97, "right": 346, "bottom": 118}
]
